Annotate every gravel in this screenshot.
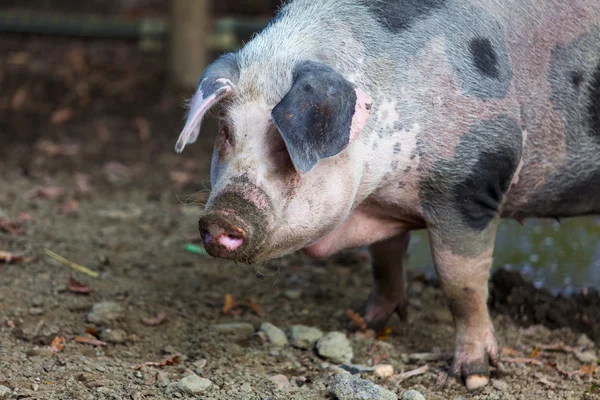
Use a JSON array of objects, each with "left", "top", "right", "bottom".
[
  {"left": 316, "top": 332, "right": 353, "bottom": 364},
  {"left": 86, "top": 301, "right": 124, "bottom": 325},
  {"left": 260, "top": 322, "right": 288, "bottom": 347},
  {"left": 287, "top": 325, "right": 323, "bottom": 349},
  {"left": 330, "top": 372, "right": 397, "bottom": 400}
]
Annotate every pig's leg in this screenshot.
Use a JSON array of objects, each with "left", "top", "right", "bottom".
[
  {"left": 427, "top": 224, "right": 500, "bottom": 391},
  {"left": 363, "top": 231, "right": 410, "bottom": 333}
]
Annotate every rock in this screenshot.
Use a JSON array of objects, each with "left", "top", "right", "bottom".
[
  {"left": 374, "top": 364, "right": 394, "bottom": 378},
  {"left": 157, "top": 371, "right": 170, "bottom": 388},
  {"left": 99, "top": 329, "right": 127, "bottom": 344},
  {"left": 330, "top": 372, "right": 397, "bottom": 400},
  {"left": 269, "top": 374, "right": 291, "bottom": 390},
  {"left": 402, "top": 389, "right": 425, "bottom": 400},
  {"left": 283, "top": 289, "right": 302, "bottom": 300},
  {"left": 575, "top": 350, "right": 598, "bottom": 364},
  {"left": 177, "top": 375, "right": 213, "bottom": 395},
  {"left": 577, "top": 333, "right": 596, "bottom": 348},
  {"left": 87, "top": 302, "right": 124, "bottom": 325},
  {"left": 29, "top": 307, "right": 44, "bottom": 316},
  {"left": 492, "top": 380, "right": 509, "bottom": 392},
  {"left": 340, "top": 364, "right": 375, "bottom": 374},
  {"left": 209, "top": 323, "right": 255, "bottom": 337},
  {"left": 287, "top": 325, "right": 323, "bottom": 350},
  {"left": 260, "top": 322, "right": 288, "bottom": 347},
  {"left": 316, "top": 332, "right": 353, "bottom": 364},
  {"left": 0, "top": 386, "right": 11, "bottom": 398}
]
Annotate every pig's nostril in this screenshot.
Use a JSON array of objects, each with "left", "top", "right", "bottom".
[
  {"left": 217, "top": 234, "right": 244, "bottom": 251},
  {"left": 201, "top": 230, "right": 212, "bottom": 244}
]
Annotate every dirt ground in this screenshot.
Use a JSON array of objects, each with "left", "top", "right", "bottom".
[{"left": 1, "top": 34, "right": 599, "bottom": 400}]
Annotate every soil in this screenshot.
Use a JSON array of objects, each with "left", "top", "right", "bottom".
[{"left": 1, "top": 32, "right": 599, "bottom": 400}]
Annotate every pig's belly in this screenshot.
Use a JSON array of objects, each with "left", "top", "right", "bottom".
[{"left": 503, "top": 152, "right": 600, "bottom": 219}]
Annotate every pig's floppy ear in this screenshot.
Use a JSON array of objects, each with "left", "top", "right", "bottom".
[
  {"left": 272, "top": 61, "right": 372, "bottom": 173},
  {"left": 175, "top": 53, "right": 240, "bottom": 153}
]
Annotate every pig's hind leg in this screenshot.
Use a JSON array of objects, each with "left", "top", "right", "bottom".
[{"left": 362, "top": 231, "right": 411, "bottom": 333}]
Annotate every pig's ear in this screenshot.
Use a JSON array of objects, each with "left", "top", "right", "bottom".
[
  {"left": 175, "top": 53, "right": 240, "bottom": 153},
  {"left": 272, "top": 61, "right": 372, "bottom": 173}
]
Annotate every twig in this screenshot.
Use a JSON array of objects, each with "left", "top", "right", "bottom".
[
  {"left": 409, "top": 352, "right": 454, "bottom": 362},
  {"left": 539, "top": 377, "right": 557, "bottom": 388},
  {"left": 44, "top": 249, "right": 98, "bottom": 278},
  {"left": 504, "top": 357, "right": 544, "bottom": 366},
  {"left": 393, "top": 365, "right": 430, "bottom": 388}
]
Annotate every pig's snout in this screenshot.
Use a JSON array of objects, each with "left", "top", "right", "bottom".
[{"left": 199, "top": 214, "right": 248, "bottom": 259}]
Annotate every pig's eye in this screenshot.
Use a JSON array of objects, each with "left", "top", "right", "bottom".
[{"left": 219, "top": 123, "right": 234, "bottom": 146}]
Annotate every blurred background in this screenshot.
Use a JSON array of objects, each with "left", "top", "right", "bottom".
[{"left": 1, "top": 0, "right": 599, "bottom": 294}]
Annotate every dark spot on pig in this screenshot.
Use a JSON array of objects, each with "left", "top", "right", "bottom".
[
  {"left": 571, "top": 70, "right": 584, "bottom": 89},
  {"left": 365, "top": 103, "right": 372, "bottom": 111},
  {"left": 391, "top": 161, "right": 398, "bottom": 170},
  {"left": 589, "top": 62, "right": 600, "bottom": 137},
  {"left": 372, "top": 141, "right": 378, "bottom": 151},
  {"left": 409, "top": 153, "right": 416, "bottom": 160},
  {"left": 393, "top": 121, "right": 403, "bottom": 130},
  {"left": 404, "top": 166, "right": 412, "bottom": 173},
  {"left": 364, "top": 0, "right": 446, "bottom": 33},
  {"left": 378, "top": 133, "right": 383, "bottom": 139},
  {"left": 393, "top": 142, "right": 401, "bottom": 154},
  {"left": 469, "top": 38, "right": 499, "bottom": 79},
  {"left": 398, "top": 181, "right": 406, "bottom": 189}
]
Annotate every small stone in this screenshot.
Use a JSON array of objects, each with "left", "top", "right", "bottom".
[
  {"left": 402, "top": 389, "right": 425, "bottom": 400},
  {"left": 374, "top": 364, "right": 394, "bottom": 378},
  {"left": 240, "top": 382, "right": 252, "bottom": 392},
  {"left": 157, "top": 371, "right": 170, "bottom": 388},
  {"left": 316, "top": 332, "right": 353, "bottom": 364},
  {"left": 32, "top": 383, "right": 39, "bottom": 391},
  {"left": 99, "top": 329, "right": 127, "bottom": 344},
  {"left": 575, "top": 350, "right": 598, "bottom": 363},
  {"left": 269, "top": 374, "right": 291, "bottom": 390},
  {"left": 87, "top": 301, "right": 124, "bottom": 325},
  {"left": 162, "top": 345, "right": 177, "bottom": 355},
  {"left": 340, "top": 364, "right": 374, "bottom": 374},
  {"left": 287, "top": 325, "right": 323, "bottom": 350},
  {"left": 0, "top": 386, "right": 9, "bottom": 398},
  {"left": 269, "top": 349, "right": 280, "bottom": 357},
  {"left": 209, "top": 323, "right": 255, "bottom": 337},
  {"left": 577, "top": 333, "right": 596, "bottom": 348},
  {"left": 31, "top": 295, "right": 45, "bottom": 307},
  {"left": 29, "top": 307, "right": 44, "bottom": 316},
  {"left": 177, "top": 375, "right": 213, "bottom": 395},
  {"left": 330, "top": 372, "right": 397, "bottom": 400},
  {"left": 492, "top": 380, "right": 509, "bottom": 392},
  {"left": 283, "top": 289, "right": 302, "bottom": 300},
  {"left": 260, "top": 322, "right": 288, "bottom": 347}
]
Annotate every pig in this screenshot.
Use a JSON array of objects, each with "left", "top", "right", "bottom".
[{"left": 174, "top": 0, "right": 600, "bottom": 391}]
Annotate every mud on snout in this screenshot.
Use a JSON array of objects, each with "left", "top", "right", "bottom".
[{"left": 198, "top": 186, "right": 272, "bottom": 264}]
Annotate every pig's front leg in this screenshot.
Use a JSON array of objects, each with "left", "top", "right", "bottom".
[
  {"left": 363, "top": 232, "right": 410, "bottom": 333},
  {"left": 427, "top": 224, "right": 500, "bottom": 391}
]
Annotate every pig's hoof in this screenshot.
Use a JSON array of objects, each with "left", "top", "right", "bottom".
[
  {"left": 451, "top": 343, "right": 499, "bottom": 392},
  {"left": 360, "top": 293, "right": 408, "bottom": 333}
]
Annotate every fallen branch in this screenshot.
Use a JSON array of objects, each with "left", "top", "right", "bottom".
[
  {"left": 393, "top": 365, "right": 430, "bottom": 388},
  {"left": 44, "top": 249, "right": 98, "bottom": 278}
]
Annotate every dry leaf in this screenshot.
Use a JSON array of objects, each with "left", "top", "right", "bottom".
[
  {"left": 346, "top": 310, "right": 367, "bottom": 332},
  {"left": 502, "top": 347, "right": 521, "bottom": 357},
  {"left": 529, "top": 345, "right": 541, "bottom": 359},
  {"left": 51, "top": 108, "right": 73, "bottom": 125},
  {"left": 579, "top": 363, "right": 597, "bottom": 377},
  {"left": 27, "top": 186, "right": 66, "bottom": 199},
  {"left": 74, "top": 335, "right": 107, "bottom": 346},
  {"left": 7, "top": 320, "right": 15, "bottom": 329},
  {"left": 0, "top": 250, "right": 25, "bottom": 264},
  {"left": 245, "top": 299, "right": 264, "bottom": 318},
  {"left": 85, "top": 327, "right": 98, "bottom": 337},
  {"left": 50, "top": 336, "right": 66, "bottom": 353},
  {"left": 67, "top": 276, "right": 93, "bottom": 294},
  {"left": 376, "top": 327, "right": 392, "bottom": 341},
  {"left": 56, "top": 200, "right": 80, "bottom": 215},
  {"left": 135, "top": 117, "right": 151, "bottom": 142},
  {"left": 142, "top": 311, "right": 167, "bottom": 326},
  {"left": 0, "top": 218, "right": 24, "bottom": 235},
  {"left": 133, "top": 354, "right": 180, "bottom": 370},
  {"left": 222, "top": 293, "right": 236, "bottom": 314}
]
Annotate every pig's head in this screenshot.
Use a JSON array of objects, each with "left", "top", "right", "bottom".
[{"left": 175, "top": 52, "right": 372, "bottom": 264}]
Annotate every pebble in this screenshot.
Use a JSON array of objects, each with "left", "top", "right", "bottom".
[
  {"left": 99, "top": 329, "right": 127, "bottom": 344},
  {"left": 402, "top": 389, "right": 426, "bottom": 400},
  {"left": 330, "top": 372, "right": 397, "bottom": 400},
  {"left": 177, "top": 375, "right": 213, "bottom": 395},
  {"left": 374, "top": 364, "right": 394, "bottom": 378},
  {"left": 287, "top": 325, "right": 324, "bottom": 350},
  {"left": 316, "top": 332, "right": 353, "bottom": 364},
  {"left": 340, "top": 364, "right": 375, "bottom": 374},
  {"left": 492, "top": 380, "right": 509, "bottom": 392},
  {"left": 575, "top": 350, "right": 598, "bottom": 363},
  {"left": 0, "top": 386, "right": 10, "bottom": 398},
  {"left": 28, "top": 307, "right": 44, "bottom": 316},
  {"left": 157, "top": 371, "right": 170, "bottom": 388},
  {"left": 269, "top": 374, "right": 291, "bottom": 390},
  {"left": 577, "top": 333, "right": 596, "bottom": 348},
  {"left": 260, "top": 322, "right": 288, "bottom": 347},
  {"left": 283, "top": 289, "right": 302, "bottom": 300},
  {"left": 209, "top": 323, "right": 255, "bottom": 337},
  {"left": 87, "top": 301, "right": 124, "bottom": 325}
]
